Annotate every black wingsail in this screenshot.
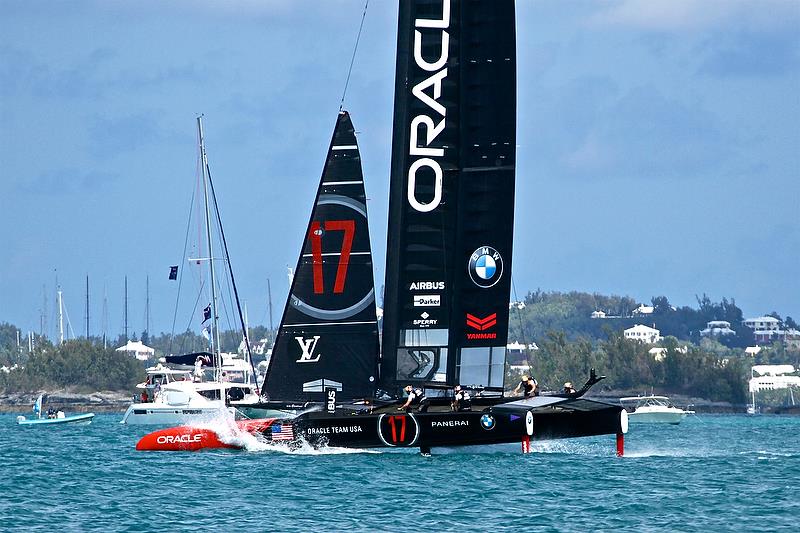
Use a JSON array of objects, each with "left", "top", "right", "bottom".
[
  {"left": 262, "top": 111, "right": 379, "bottom": 402},
  {"left": 381, "top": 0, "right": 517, "bottom": 395}
]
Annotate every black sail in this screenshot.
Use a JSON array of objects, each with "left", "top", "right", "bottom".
[
  {"left": 262, "top": 111, "right": 379, "bottom": 402},
  {"left": 381, "top": 0, "right": 516, "bottom": 395}
]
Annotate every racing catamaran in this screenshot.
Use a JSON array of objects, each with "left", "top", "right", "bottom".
[{"left": 138, "top": 0, "right": 627, "bottom": 455}]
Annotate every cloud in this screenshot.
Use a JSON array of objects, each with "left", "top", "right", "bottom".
[
  {"left": 86, "top": 113, "right": 166, "bottom": 157},
  {"left": 587, "top": 0, "right": 800, "bottom": 33},
  {"left": 560, "top": 84, "right": 731, "bottom": 179},
  {"left": 15, "top": 168, "right": 119, "bottom": 195},
  {"left": 697, "top": 32, "right": 800, "bottom": 78}
]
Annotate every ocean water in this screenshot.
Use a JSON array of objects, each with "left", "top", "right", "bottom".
[{"left": 0, "top": 413, "right": 797, "bottom": 532}]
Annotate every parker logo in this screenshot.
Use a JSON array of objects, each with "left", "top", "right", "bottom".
[
  {"left": 413, "top": 294, "right": 440, "bottom": 307},
  {"left": 295, "top": 336, "right": 322, "bottom": 363},
  {"left": 466, "top": 313, "right": 497, "bottom": 340},
  {"left": 413, "top": 311, "right": 438, "bottom": 328},
  {"left": 409, "top": 281, "right": 445, "bottom": 291}
]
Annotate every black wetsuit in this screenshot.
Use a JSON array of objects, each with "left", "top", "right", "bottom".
[
  {"left": 453, "top": 389, "right": 472, "bottom": 411},
  {"left": 520, "top": 378, "right": 538, "bottom": 398},
  {"left": 406, "top": 387, "right": 429, "bottom": 412}
]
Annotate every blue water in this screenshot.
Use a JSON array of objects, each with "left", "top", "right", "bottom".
[{"left": 1, "top": 414, "right": 797, "bottom": 532}]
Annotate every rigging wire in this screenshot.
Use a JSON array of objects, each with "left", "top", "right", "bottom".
[
  {"left": 511, "top": 276, "right": 534, "bottom": 373},
  {"left": 205, "top": 160, "right": 261, "bottom": 391},
  {"left": 169, "top": 143, "right": 200, "bottom": 356},
  {"left": 339, "top": 0, "right": 370, "bottom": 111}
]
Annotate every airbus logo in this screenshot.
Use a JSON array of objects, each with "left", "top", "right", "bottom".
[
  {"left": 295, "top": 336, "right": 322, "bottom": 363},
  {"left": 468, "top": 246, "right": 504, "bottom": 288},
  {"left": 409, "top": 281, "right": 445, "bottom": 291}
]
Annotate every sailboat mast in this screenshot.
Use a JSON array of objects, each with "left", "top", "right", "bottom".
[
  {"left": 57, "top": 287, "right": 64, "bottom": 345},
  {"left": 267, "top": 278, "right": 274, "bottom": 337},
  {"left": 85, "top": 275, "right": 89, "bottom": 338},
  {"left": 145, "top": 274, "right": 150, "bottom": 339},
  {"left": 124, "top": 275, "right": 129, "bottom": 343},
  {"left": 197, "top": 116, "right": 222, "bottom": 378}
]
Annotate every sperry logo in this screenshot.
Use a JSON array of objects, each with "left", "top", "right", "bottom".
[
  {"left": 407, "top": 0, "right": 450, "bottom": 213},
  {"left": 295, "top": 336, "right": 322, "bottom": 363}
]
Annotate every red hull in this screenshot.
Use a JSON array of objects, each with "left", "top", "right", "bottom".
[{"left": 136, "top": 418, "right": 276, "bottom": 452}]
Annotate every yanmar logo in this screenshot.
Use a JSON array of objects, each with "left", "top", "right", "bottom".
[
  {"left": 407, "top": 0, "right": 451, "bottom": 213},
  {"left": 466, "top": 313, "right": 497, "bottom": 340}
]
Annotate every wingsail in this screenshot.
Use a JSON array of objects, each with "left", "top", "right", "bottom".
[
  {"left": 262, "top": 111, "right": 380, "bottom": 402},
  {"left": 381, "top": 0, "right": 517, "bottom": 395}
]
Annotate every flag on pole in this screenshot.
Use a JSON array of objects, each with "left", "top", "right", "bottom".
[
  {"left": 168, "top": 266, "right": 178, "bottom": 280},
  {"left": 203, "top": 304, "right": 211, "bottom": 322}
]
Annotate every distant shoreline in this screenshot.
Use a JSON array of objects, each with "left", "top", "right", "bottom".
[{"left": 1, "top": 389, "right": 794, "bottom": 416}]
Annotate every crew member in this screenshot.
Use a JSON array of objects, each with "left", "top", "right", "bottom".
[
  {"left": 451, "top": 385, "right": 472, "bottom": 412},
  {"left": 398, "top": 385, "right": 429, "bottom": 412},
  {"left": 513, "top": 375, "right": 538, "bottom": 398},
  {"left": 563, "top": 382, "right": 576, "bottom": 394}
]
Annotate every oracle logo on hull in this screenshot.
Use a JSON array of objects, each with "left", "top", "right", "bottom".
[
  {"left": 407, "top": 0, "right": 450, "bottom": 214},
  {"left": 156, "top": 434, "right": 202, "bottom": 444}
]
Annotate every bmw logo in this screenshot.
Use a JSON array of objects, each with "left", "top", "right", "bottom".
[
  {"left": 480, "top": 414, "right": 496, "bottom": 431},
  {"left": 468, "top": 246, "right": 504, "bottom": 288}
]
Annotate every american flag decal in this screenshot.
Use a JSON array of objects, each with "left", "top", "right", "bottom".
[
  {"left": 271, "top": 424, "right": 294, "bottom": 441},
  {"left": 466, "top": 313, "right": 497, "bottom": 331}
]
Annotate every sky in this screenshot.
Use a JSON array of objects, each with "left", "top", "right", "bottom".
[{"left": 1, "top": 0, "right": 798, "bottom": 342}]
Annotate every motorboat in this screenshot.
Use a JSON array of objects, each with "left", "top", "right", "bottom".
[
  {"left": 620, "top": 395, "right": 694, "bottom": 424},
  {"left": 17, "top": 394, "right": 95, "bottom": 426}
]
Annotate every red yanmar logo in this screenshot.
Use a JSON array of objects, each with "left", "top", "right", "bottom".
[{"left": 466, "top": 313, "right": 497, "bottom": 339}]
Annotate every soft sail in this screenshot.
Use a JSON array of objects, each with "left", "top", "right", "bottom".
[
  {"left": 381, "top": 0, "right": 517, "bottom": 394},
  {"left": 262, "top": 111, "right": 380, "bottom": 402}
]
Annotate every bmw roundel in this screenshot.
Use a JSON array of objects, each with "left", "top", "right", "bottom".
[
  {"left": 468, "top": 246, "right": 504, "bottom": 288},
  {"left": 480, "top": 413, "right": 496, "bottom": 431}
]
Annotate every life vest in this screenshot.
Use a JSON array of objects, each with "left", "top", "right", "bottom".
[{"left": 410, "top": 388, "right": 425, "bottom": 404}]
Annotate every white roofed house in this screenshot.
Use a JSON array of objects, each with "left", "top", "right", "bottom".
[
  {"left": 632, "top": 305, "right": 654, "bottom": 316},
  {"left": 700, "top": 320, "right": 736, "bottom": 338},
  {"left": 506, "top": 341, "right": 538, "bottom": 372},
  {"left": 624, "top": 324, "right": 662, "bottom": 344},
  {"left": 743, "top": 316, "right": 798, "bottom": 344},
  {"left": 116, "top": 340, "right": 155, "bottom": 361}
]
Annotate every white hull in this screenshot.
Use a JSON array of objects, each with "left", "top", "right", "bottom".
[
  {"left": 627, "top": 410, "right": 689, "bottom": 424},
  {"left": 121, "top": 403, "right": 233, "bottom": 426}
]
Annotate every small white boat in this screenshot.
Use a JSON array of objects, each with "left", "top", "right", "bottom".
[
  {"left": 620, "top": 395, "right": 694, "bottom": 424},
  {"left": 17, "top": 395, "right": 95, "bottom": 426}
]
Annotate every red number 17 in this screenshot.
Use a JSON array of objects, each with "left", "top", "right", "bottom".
[{"left": 309, "top": 220, "right": 355, "bottom": 294}]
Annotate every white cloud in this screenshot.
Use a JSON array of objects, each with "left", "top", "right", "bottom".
[{"left": 587, "top": 0, "right": 800, "bottom": 32}]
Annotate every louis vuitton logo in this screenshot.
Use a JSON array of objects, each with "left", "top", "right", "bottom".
[{"left": 295, "top": 336, "right": 322, "bottom": 363}]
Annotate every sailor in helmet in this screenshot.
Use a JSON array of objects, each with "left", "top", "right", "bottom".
[
  {"left": 451, "top": 385, "right": 472, "bottom": 412},
  {"left": 513, "top": 374, "right": 538, "bottom": 398},
  {"left": 399, "top": 385, "right": 429, "bottom": 412}
]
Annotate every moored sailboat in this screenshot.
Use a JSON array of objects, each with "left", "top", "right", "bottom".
[{"left": 122, "top": 116, "right": 258, "bottom": 426}]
